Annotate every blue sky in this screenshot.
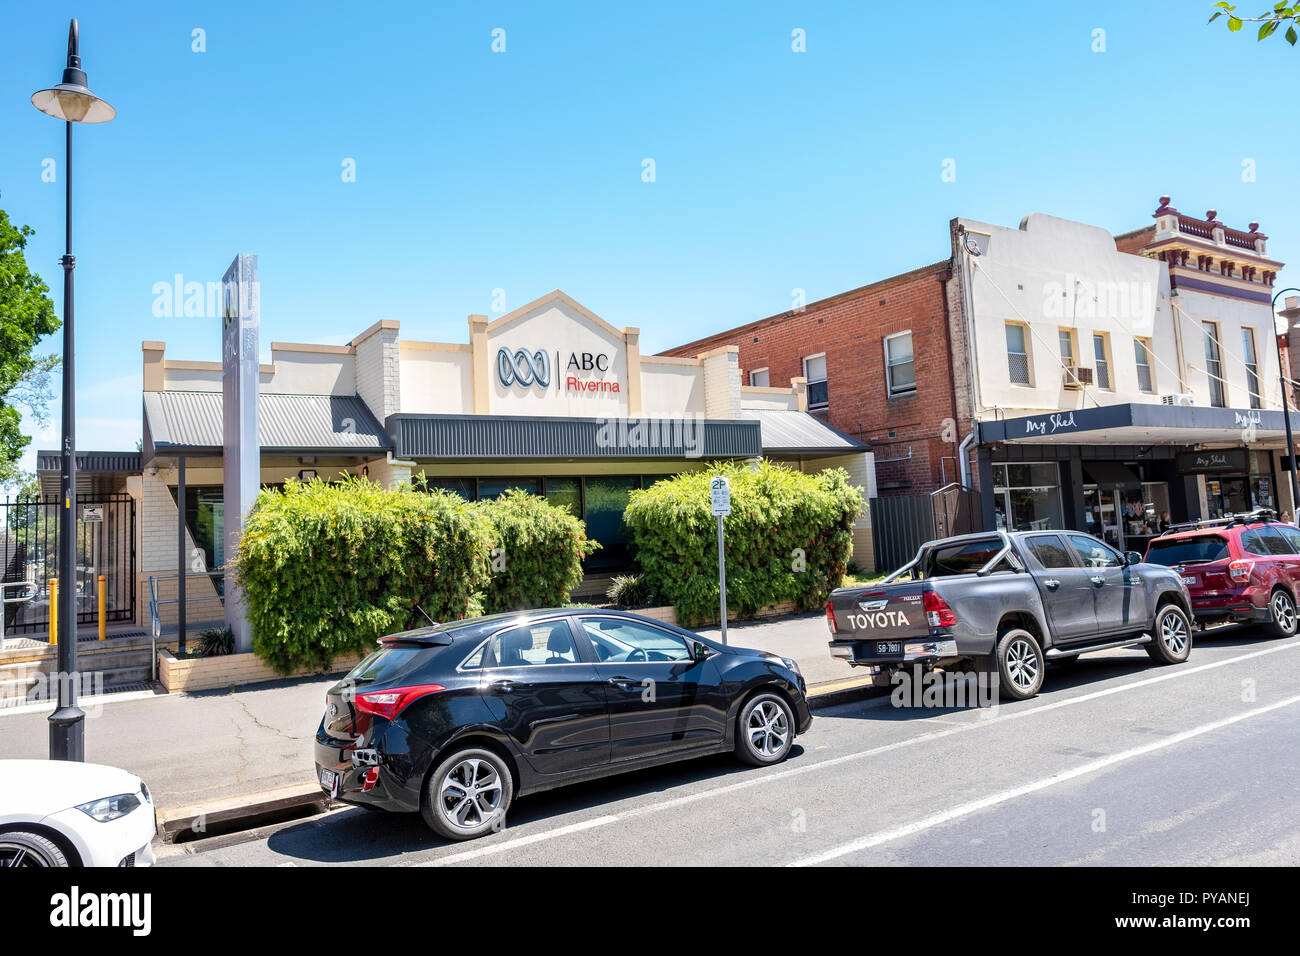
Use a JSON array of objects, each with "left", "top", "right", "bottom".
[{"left": 1, "top": 0, "right": 1297, "bottom": 478}]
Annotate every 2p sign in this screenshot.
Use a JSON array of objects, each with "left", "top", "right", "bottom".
[{"left": 710, "top": 476, "right": 731, "bottom": 516}]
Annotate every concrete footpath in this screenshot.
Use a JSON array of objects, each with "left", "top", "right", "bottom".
[{"left": 0, "top": 612, "right": 870, "bottom": 824}]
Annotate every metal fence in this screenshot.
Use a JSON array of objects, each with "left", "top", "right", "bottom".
[
  {"left": 870, "top": 486, "right": 984, "bottom": 575},
  {"left": 0, "top": 494, "right": 136, "bottom": 635}
]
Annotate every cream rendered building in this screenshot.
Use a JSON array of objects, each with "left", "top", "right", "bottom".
[
  {"left": 952, "top": 200, "right": 1293, "bottom": 552},
  {"left": 45, "top": 290, "right": 876, "bottom": 634}
]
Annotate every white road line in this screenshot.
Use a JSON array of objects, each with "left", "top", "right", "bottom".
[
  {"left": 786, "top": 693, "right": 1300, "bottom": 867},
  {"left": 413, "top": 816, "right": 619, "bottom": 866},
  {"left": 405, "top": 638, "right": 1300, "bottom": 866}
]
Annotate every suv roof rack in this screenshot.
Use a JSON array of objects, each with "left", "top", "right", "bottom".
[{"left": 1162, "top": 508, "right": 1280, "bottom": 535}]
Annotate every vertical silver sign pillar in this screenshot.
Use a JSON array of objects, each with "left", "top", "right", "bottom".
[{"left": 222, "top": 254, "right": 259, "bottom": 653}]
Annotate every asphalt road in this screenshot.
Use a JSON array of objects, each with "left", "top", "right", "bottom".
[{"left": 159, "top": 625, "right": 1300, "bottom": 867}]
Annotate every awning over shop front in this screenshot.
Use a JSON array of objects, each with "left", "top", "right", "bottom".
[
  {"left": 978, "top": 402, "right": 1300, "bottom": 446},
  {"left": 143, "top": 391, "right": 391, "bottom": 458},
  {"left": 387, "top": 413, "right": 763, "bottom": 460},
  {"left": 1082, "top": 461, "right": 1142, "bottom": 488}
]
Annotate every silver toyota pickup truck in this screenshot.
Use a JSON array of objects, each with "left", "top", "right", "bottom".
[{"left": 826, "top": 530, "right": 1193, "bottom": 700}]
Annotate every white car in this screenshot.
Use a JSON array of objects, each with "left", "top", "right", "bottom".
[{"left": 0, "top": 760, "right": 156, "bottom": 867}]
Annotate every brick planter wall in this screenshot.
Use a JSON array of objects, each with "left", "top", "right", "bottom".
[{"left": 158, "top": 649, "right": 361, "bottom": 693}]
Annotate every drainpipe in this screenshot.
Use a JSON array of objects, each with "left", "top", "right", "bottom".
[{"left": 958, "top": 430, "right": 976, "bottom": 488}]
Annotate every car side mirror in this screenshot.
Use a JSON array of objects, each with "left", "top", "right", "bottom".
[
  {"left": 1124, "top": 551, "right": 1142, "bottom": 567},
  {"left": 692, "top": 641, "right": 711, "bottom": 662}
]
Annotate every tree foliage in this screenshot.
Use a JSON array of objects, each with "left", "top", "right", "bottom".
[
  {"left": 1209, "top": 3, "right": 1300, "bottom": 44},
  {"left": 623, "top": 460, "right": 863, "bottom": 626},
  {"left": 0, "top": 203, "right": 61, "bottom": 488}
]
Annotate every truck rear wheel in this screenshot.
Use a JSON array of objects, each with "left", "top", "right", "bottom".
[
  {"left": 994, "top": 627, "right": 1044, "bottom": 701},
  {"left": 1145, "top": 603, "right": 1192, "bottom": 664}
]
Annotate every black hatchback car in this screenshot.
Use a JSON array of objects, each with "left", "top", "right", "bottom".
[{"left": 314, "top": 608, "right": 811, "bottom": 840}]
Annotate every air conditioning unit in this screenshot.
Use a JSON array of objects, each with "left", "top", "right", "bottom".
[
  {"left": 1161, "top": 393, "right": 1196, "bottom": 406},
  {"left": 1063, "top": 366, "right": 1093, "bottom": 389}
]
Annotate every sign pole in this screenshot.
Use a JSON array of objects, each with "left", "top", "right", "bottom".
[
  {"left": 717, "top": 513, "right": 727, "bottom": 645},
  {"left": 710, "top": 475, "right": 732, "bottom": 645}
]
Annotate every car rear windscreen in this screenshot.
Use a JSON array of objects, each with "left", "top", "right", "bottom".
[
  {"left": 1145, "top": 535, "right": 1229, "bottom": 566},
  {"left": 345, "top": 646, "right": 426, "bottom": 684}
]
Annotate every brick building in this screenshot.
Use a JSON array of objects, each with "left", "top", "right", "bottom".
[{"left": 660, "top": 261, "right": 970, "bottom": 496}]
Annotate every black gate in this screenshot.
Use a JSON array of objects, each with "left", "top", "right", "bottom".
[
  {"left": 1, "top": 495, "right": 136, "bottom": 636},
  {"left": 871, "top": 486, "right": 985, "bottom": 575},
  {"left": 870, "top": 494, "right": 936, "bottom": 574}
]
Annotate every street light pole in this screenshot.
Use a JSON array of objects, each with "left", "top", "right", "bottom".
[
  {"left": 1271, "top": 287, "right": 1300, "bottom": 520},
  {"left": 31, "top": 19, "right": 115, "bottom": 761}
]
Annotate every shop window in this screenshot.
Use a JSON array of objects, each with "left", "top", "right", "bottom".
[
  {"left": 1241, "top": 328, "right": 1262, "bottom": 410},
  {"left": 1005, "top": 323, "right": 1031, "bottom": 385},
  {"left": 1092, "top": 333, "right": 1112, "bottom": 390},
  {"left": 422, "top": 476, "right": 476, "bottom": 500},
  {"left": 884, "top": 331, "right": 916, "bottom": 396},
  {"left": 583, "top": 476, "right": 639, "bottom": 569},
  {"left": 1134, "top": 338, "right": 1155, "bottom": 394},
  {"left": 1203, "top": 321, "right": 1225, "bottom": 407},
  {"left": 542, "top": 477, "right": 581, "bottom": 517},
  {"left": 477, "top": 478, "right": 542, "bottom": 499},
  {"left": 749, "top": 368, "right": 770, "bottom": 388},
  {"left": 992, "top": 462, "right": 1063, "bottom": 532},
  {"left": 803, "top": 354, "right": 828, "bottom": 408}
]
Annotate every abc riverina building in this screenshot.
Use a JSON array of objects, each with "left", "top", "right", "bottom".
[{"left": 61, "top": 288, "right": 877, "bottom": 628}]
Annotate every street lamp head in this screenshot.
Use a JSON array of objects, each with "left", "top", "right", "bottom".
[{"left": 30, "top": 19, "right": 114, "bottom": 124}]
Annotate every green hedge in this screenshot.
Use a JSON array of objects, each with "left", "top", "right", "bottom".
[
  {"left": 234, "top": 478, "right": 600, "bottom": 673},
  {"left": 235, "top": 478, "right": 493, "bottom": 673},
  {"left": 623, "top": 460, "right": 863, "bottom": 626},
  {"left": 474, "top": 489, "right": 599, "bottom": 614}
]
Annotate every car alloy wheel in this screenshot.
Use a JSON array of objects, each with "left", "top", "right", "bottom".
[
  {"left": 1160, "top": 607, "right": 1190, "bottom": 656},
  {"left": 1005, "top": 637, "right": 1039, "bottom": 690},
  {"left": 438, "top": 757, "right": 504, "bottom": 832},
  {"left": 995, "top": 627, "right": 1044, "bottom": 701},
  {"left": 1146, "top": 604, "right": 1193, "bottom": 665},
  {"left": 748, "top": 699, "right": 789, "bottom": 757},
  {"left": 736, "top": 692, "right": 795, "bottom": 766},
  {"left": 1270, "top": 590, "right": 1297, "bottom": 637}
]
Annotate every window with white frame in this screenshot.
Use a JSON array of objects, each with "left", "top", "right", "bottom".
[
  {"left": 1092, "top": 333, "right": 1112, "bottom": 390},
  {"left": 803, "top": 353, "right": 828, "bottom": 408},
  {"left": 1134, "top": 338, "right": 1155, "bottom": 393},
  {"left": 1241, "top": 328, "right": 1261, "bottom": 410},
  {"left": 1005, "top": 322, "right": 1031, "bottom": 385},
  {"left": 749, "top": 367, "right": 770, "bottom": 388},
  {"left": 884, "top": 331, "right": 915, "bottom": 396}
]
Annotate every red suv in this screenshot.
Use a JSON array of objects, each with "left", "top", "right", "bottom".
[{"left": 1143, "top": 511, "right": 1300, "bottom": 637}]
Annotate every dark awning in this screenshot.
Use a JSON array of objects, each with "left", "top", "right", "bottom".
[
  {"left": 388, "top": 414, "right": 762, "bottom": 460},
  {"left": 1083, "top": 461, "right": 1141, "bottom": 488}
]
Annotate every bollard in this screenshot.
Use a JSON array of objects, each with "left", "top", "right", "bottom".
[
  {"left": 98, "top": 576, "right": 107, "bottom": 641},
  {"left": 48, "top": 578, "right": 58, "bottom": 646}
]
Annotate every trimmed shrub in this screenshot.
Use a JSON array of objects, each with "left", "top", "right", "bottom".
[
  {"left": 235, "top": 477, "right": 493, "bottom": 673},
  {"left": 474, "top": 489, "right": 600, "bottom": 613},
  {"left": 623, "top": 460, "right": 862, "bottom": 626}
]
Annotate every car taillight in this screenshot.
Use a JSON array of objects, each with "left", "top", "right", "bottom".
[
  {"left": 361, "top": 767, "right": 380, "bottom": 792},
  {"left": 923, "top": 591, "right": 957, "bottom": 628},
  {"left": 825, "top": 602, "right": 837, "bottom": 635},
  {"left": 1228, "top": 559, "right": 1254, "bottom": 584},
  {"left": 354, "top": 684, "right": 445, "bottom": 720}
]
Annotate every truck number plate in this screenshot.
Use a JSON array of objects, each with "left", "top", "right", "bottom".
[{"left": 876, "top": 641, "right": 902, "bottom": 656}]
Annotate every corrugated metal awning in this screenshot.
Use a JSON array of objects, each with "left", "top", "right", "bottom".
[
  {"left": 143, "top": 391, "right": 391, "bottom": 455},
  {"left": 388, "top": 414, "right": 762, "bottom": 460},
  {"left": 742, "top": 408, "right": 866, "bottom": 455},
  {"left": 35, "top": 451, "right": 141, "bottom": 474}
]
